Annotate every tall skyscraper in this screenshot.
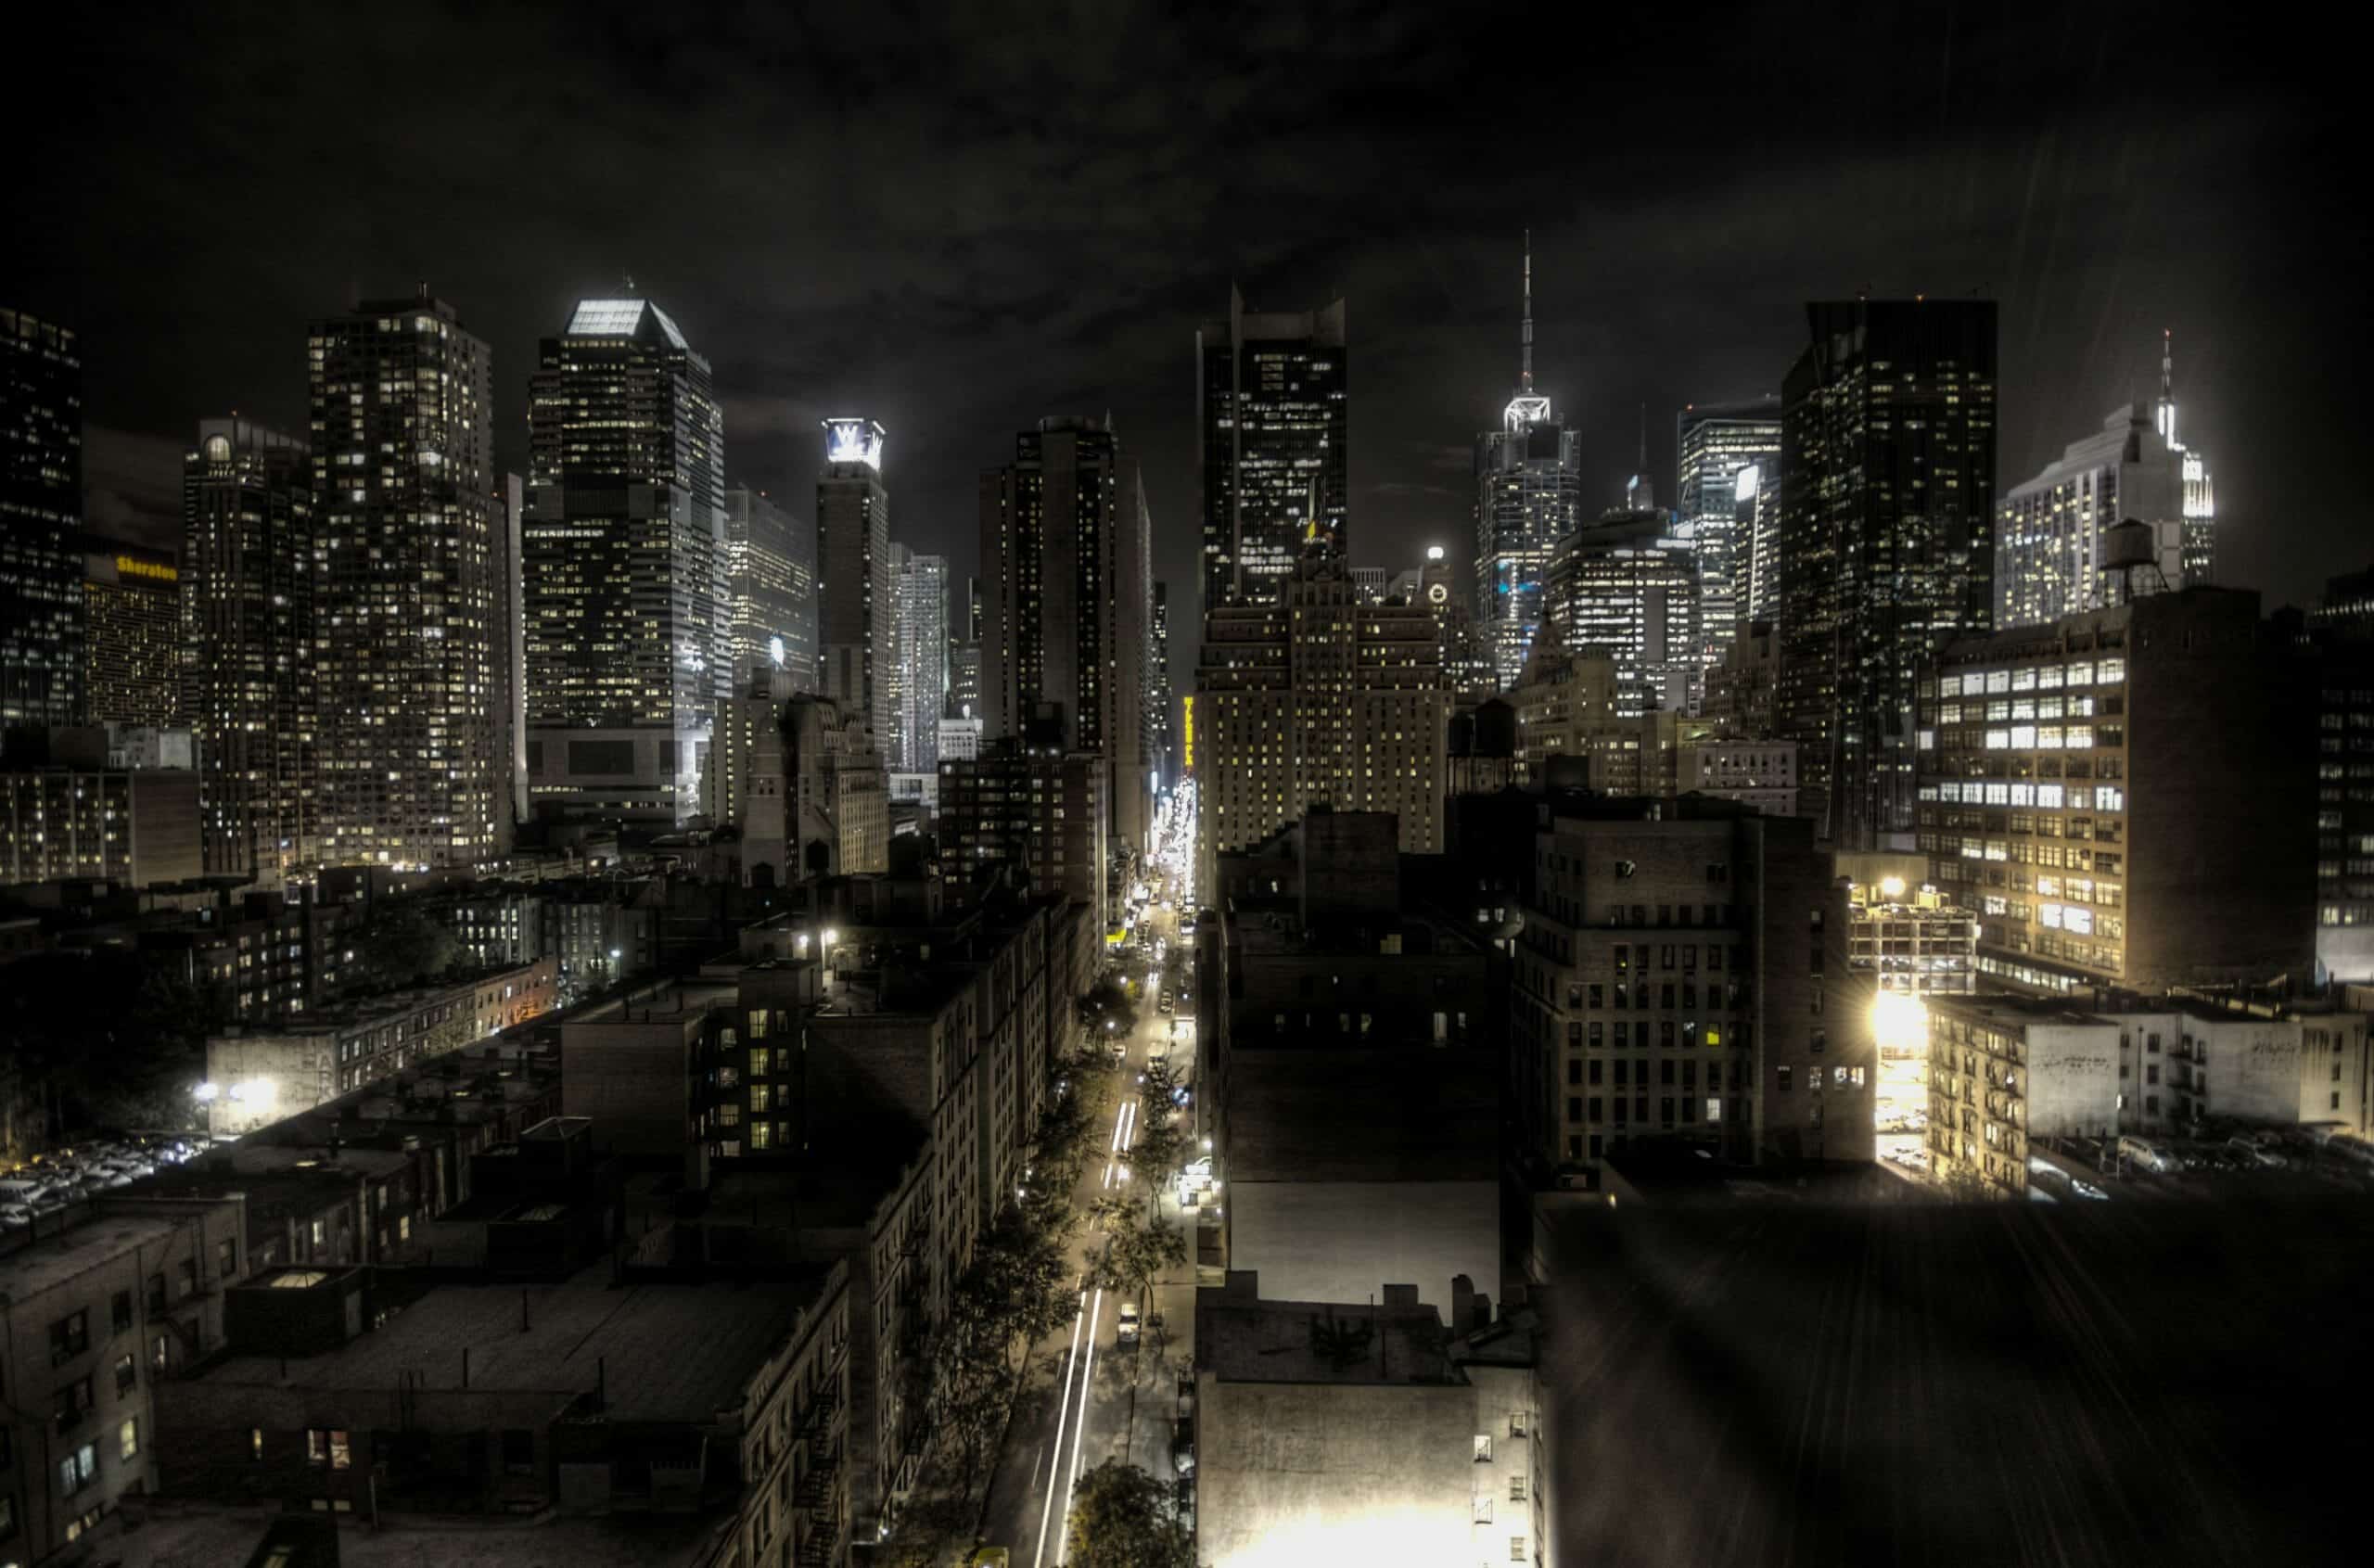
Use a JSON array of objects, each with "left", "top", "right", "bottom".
[
  {"left": 1676, "top": 398, "right": 1780, "bottom": 662},
  {"left": 309, "top": 290, "right": 501, "bottom": 871},
  {"left": 184, "top": 417, "right": 317, "bottom": 886},
  {"left": 1997, "top": 402, "right": 2195, "bottom": 630},
  {"left": 2153, "top": 329, "right": 2217, "bottom": 587},
  {"left": 1197, "top": 288, "right": 1347, "bottom": 614},
  {"left": 818, "top": 417, "right": 893, "bottom": 752},
  {"left": 80, "top": 539, "right": 182, "bottom": 728},
  {"left": 1194, "top": 564, "right": 1449, "bottom": 889},
  {"left": 2, "top": 306, "right": 85, "bottom": 737},
  {"left": 948, "top": 574, "right": 983, "bottom": 718},
  {"left": 523, "top": 298, "right": 727, "bottom": 827},
  {"left": 1776, "top": 300, "right": 1997, "bottom": 848},
  {"left": 723, "top": 486, "right": 815, "bottom": 690},
  {"left": 1474, "top": 238, "right": 1583, "bottom": 690},
  {"left": 979, "top": 414, "right": 1153, "bottom": 855},
  {"left": 893, "top": 545, "right": 948, "bottom": 773},
  {"left": 491, "top": 472, "right": 526, "bottom": 841},
  {"left": 1543, "top": 510, "right": 1704, "bottom": 717}
]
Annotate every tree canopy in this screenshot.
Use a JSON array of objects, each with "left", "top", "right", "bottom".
[{"left": 1065, "top": 1459, "right": 1195, "bottom": 1568}]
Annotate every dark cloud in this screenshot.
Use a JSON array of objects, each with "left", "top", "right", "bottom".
[{"left": 7, "top": 1, "right": 2359, "bottom": 673}]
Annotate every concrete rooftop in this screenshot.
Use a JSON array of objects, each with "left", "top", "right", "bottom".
[{"left": 195, "top": 1261, "right": 831, "bottom": 1423}]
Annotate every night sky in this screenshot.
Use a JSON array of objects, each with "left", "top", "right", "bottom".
[{"left": 10, "top": 3, "right": 2360, "bottom": 668}]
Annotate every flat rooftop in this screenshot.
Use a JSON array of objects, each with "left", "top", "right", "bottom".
[
  {"left": 1931, "top": 992, "right": 2112, "bottom": 1029},
  {"left": 1199, "top": 1287, "right": 1455, "bottom": 1386},
  {"left": 196, "top": 1261, "right": 831, "bottom": 1422},
  {"left": 1534, "top": 1192, "right": 2374, "bottom": 1567},
  {"left": 83, "top": 1500, "right": 729, "bottom": 1568},
  {"left": 708, "top": 1161, "right": 920, "bottom": 1234},
  {"left": 0, "top": 1211, "right": 185, "bottom": 1301}
]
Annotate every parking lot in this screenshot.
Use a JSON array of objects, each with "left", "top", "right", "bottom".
[{"left": 0, "top": 1131, "right": 211, "bottom": 1230}]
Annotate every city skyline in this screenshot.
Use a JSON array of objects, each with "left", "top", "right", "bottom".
[{"left": 15, "top": 7, "right": 2361, "bottom": 682}]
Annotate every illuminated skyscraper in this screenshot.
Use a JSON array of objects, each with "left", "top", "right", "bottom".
[
  {"left": 184, "top": 417, "right": 317, "bottom": 886},
  {"left": 1997, "top": 404, "right": 2193, "bottom": 630},
  {"left": 308, "top": 290, "right": 501, "bottom": 871},
  {"left": 724, "top": 485, "right": 815, "bottom": 689},
  {"left": 1676, "top": 398, "right": 1780, "bottom": 660},
  {"left": 1, "top": 306, "right": 84, "bottom": 737},
  {"left": 1474, "top": 237, "right": 1583, "bottom": 691},
  {"left": 81, "top": 539, "right": 182, "bottom": 728},
  {"left": 523, "top": 298, "right": 727, "bottom": 827},
  {"left": 892, "top": 544, "right": 948, "bottom": 773},
  {"left": 1543, "top": 510, "right": 1703, "bottom": 718},
  {"left": 818, "top": 418, "right": 893, "bottom": 750},
  {"left": 2154, "top": 329, "right": 2217, "bottom": 587},
  {"left": 1197, "top": 289, "right": 1347, "bottom": 614},
  {"left": 1193, "top": 564, "right": 1448, "bottom": 890},
  {"left": 980, "top": 414, "right": 1152, "bottom": 854},
  {"left": 948, "top": 575, "right": 983, "bottom": 718},
  {"left": 1776, "top": 299, "right": 1997, "bottom": 848}
]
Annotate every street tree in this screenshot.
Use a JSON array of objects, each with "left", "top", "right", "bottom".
[
  {"left": 1064, "top": 1458, "right": 1195, "bottom": 1568},
  {"left": 1088, "top": 1192, "right": 1188, "bottom": 1307}
]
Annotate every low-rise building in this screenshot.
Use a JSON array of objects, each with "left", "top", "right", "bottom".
[
  {"left": 1925, "top": 992, "right": 2374, "bottom": 1195},
  {"left": 1193, "top": 1270, "right": 1546, "bottom": 1568},
  {"left": 0, "top": 1192, "right": 250, "bottom": 1562},
  {"left": 153, "top": 1256, "right": 854, "bottom": 1566},
  {"left": 203, "top": 960, "right": 558, "bottom": 1135}
]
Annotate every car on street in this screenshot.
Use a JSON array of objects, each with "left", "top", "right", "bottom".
[{"left": 1117, "top": 1300, "right": 1141, "bottom": 1345}]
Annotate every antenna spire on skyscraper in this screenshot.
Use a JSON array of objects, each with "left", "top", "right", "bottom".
[{"left": 1521, "top": 229, "right": 1534, "bottom": 394}]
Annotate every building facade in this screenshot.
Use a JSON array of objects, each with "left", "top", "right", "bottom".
[
  {"left": 713, "top": 667, "right": 888, "bottom": 885},
  {"left": 1197, "top": 289, "right": 1347, "bottom": 613},
  {"left": 523, "top": 298, "right": 727, "bottom": 828},
  {"left": 1918, "top": 586, "right": 2313, "bottom": 996},
  {"left": 1776, "top": 300, "right": 1997, "bottom": 847},
  {"left": 1675, "top": 399, "right": 1780, "bottom": 664},
  {"left": 1510, "top": 799, "right": 1867, "bottom": 1179},
  {"left": 202, "top": 959, "right": 557, "bottom": 1135},
  {"left": 892, "top": 544, "right": 947, "bottom": 774},
  {"left": 0, "top": 1193, "right": 252, "bottom": 1562},
  {"left": 978, "top": 415, "right": 1152, "bottom": 855},
  {"left": 935, "top": 737, "right": 1110, "bottom": 931},
  {"left": 1542, "top": 511, "right": 1702, "bottom": 717},
  {"left": 1, "top": 759, "right": 199, "bottom": 886},
  {"left": 308, "top": 292, "right": 501, "bottom": 870},
  {"left": 79, "top": 541, "right": 180, "bottom": 729},
  {"left": 1, "top": 306, "right": 84, "bottom": 737},
  {"left": 818, "top": 419, "right": 893, "bottom": 753},
  {"left": 1194, "top": 567, "right": 1449, "bottom": 886},
  {"left": 1996, "top": 402, "right": 2196, "bottom": 630},
  {"left": 723, "top": 485, "right": 816, "bottom": 693},
  {"left": 182, "top": 417, "right": 318, "bottom": 886}
]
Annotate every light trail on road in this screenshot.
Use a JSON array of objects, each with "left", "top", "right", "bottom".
[{"left": 1030, "top": 1053, "right": 1140, "bottom": 1568}]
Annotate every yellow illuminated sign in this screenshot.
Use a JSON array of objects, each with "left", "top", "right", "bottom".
[{"left": 115, "top": 555, "right": 179, "bottom": 583}]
